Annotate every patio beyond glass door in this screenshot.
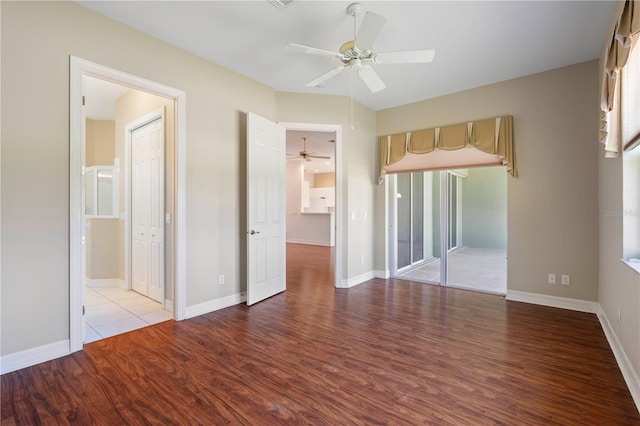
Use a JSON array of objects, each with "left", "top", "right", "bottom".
[{"left": 446, "top": 167, "right": 507, "bottom": 293}]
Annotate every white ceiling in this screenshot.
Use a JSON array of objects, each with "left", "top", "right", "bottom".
[
  {"left": 77, "top": 1, "right": 615, "bottom": 111},
  {"left": 85, "top": 76, "right": 130, "bottom": 120}
]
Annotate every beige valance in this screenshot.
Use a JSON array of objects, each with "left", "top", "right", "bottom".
[
  {"left": 600, "top": 0, "right": 640, "bottom": 156},
  {"left": 379, "top": 116, "right": 516, "bottom": 184}
]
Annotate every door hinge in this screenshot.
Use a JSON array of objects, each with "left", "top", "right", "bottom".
[
  {"left": 82, "top": 96, "right": 85, "bottom": 106},
  {"left": 82, "top": 305, "right": 85, "bottom": 315}
]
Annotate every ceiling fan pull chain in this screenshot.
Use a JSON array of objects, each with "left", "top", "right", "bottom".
[{"left": 350, "top": 68, "right": 355, "bottom": 130}]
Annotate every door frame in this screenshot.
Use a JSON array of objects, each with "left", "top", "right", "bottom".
[
  {"left": 279, "top": 122, "right": 343, "bottom": 288},
  {"left": 125, "top": 109, "right": 165, "bottom": 301},
  {"left": 69, "top": 56, "right": 187, "bottom": 353}
]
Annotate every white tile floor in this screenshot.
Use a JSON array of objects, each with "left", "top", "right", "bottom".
[
  {"left": 399, "top": 246, "right": 507, "bottom": 294},
  {"left": 85, "top": 286, "right": 172, "bottom": 343}
]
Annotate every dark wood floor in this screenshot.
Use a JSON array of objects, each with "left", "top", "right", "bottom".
[{"left": 2, "top": 243, "right": 639, "bottom": 424}]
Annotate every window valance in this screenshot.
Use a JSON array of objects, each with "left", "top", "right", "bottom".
[
  {"left": 378, "top": 115, "right": 516, "bottom": 184},
  {"left": 600, "top": 0, "right": 640, "bottom": 157}
]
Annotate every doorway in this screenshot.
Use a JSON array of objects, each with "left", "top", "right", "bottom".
[
  {"left": 70, "top": 57, "right": 187, "bottom": 352},
  {"left": 280, "top": 122, "right": 343, "bottom": 289},
  {"left": 285, "top": 129, "right": 337, "bottom": 289},
  {"left": 390, "top": 166, "right": 507, "bottom": 294},
  {"left": 82, "top": 78, "right": 172, "bottom": 343}
]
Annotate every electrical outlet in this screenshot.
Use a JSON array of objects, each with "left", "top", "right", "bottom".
[
  {"left": 361, "top": 256, "right": 365, "bottom": 265},
  {"left": 617, "top": 308, "right": 622, "bottom": 324},
  {"left": 561, "top": 275, "right": 570, "bottom": 286},
  {"left": 219, "top": 274, "right": 225, "bottom": 285},
  {"left": 548, "top": 274, "right": 556, "bottom": 284}
]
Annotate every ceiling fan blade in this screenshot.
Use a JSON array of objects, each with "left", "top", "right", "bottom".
[
  {"left": 305, "top": 66, "right": 346, "bottom": 88},
  {"left": 355, "top": 12, "right": 386, "bottom": 51},
  {"left": 358, "top": 65, "right": 386, "bottom": 93},
  {"left": 373, "top": 49, "right": 436, "bottom": 64},
  {"left": 285, "top": 43, "right": 343, "bottom": 59}
]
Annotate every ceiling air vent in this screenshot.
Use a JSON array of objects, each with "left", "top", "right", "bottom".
[{"left": 268, "top": 0, "right": 293, "bottom": 11}]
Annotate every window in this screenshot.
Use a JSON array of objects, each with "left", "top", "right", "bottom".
[{"left": 621, "top": 36, "right": 640, "bottom": 271}]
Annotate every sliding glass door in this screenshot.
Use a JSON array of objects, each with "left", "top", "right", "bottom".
[
  {"left": 392, "top": 171, "right": 440, "bottom": 282},
  {"left": 448, "top": 172, "right": 461, "bottom": 251},
  {"left": 391, "top": 167, "right": 507, "bottom": 294}
]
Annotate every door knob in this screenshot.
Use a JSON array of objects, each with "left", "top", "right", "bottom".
[{"left": 249, "top": 230, "right": 260, "bottom": 235}]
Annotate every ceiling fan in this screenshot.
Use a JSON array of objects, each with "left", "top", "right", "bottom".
[
  {"left": 285, "top": 2, "right": 435, "bottom": 93},
  {"left": 288, "top": 137, "right": 331, "bottom": 162}
]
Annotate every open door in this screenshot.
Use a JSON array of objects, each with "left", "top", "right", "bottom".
[{"left": 247, "top": 113, "right": 286, "bottom": 305}]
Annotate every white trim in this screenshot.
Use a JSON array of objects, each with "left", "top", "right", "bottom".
[
  {"left": 597, "top": 305, "right": 640, "bottom": 412},
  {"left": 70, "top": 57, "right": 187, "bottom": 355},
  {"left": 285, "top": 238, "right": 333, "bottom": 247},
  {"left": 175, "top": 83, "right": 187, "bottom": 321},
  {"left": 86, "top": 278, "right": 126, "bottom": 289},
  {"left": 339, "top": 271, "right": 375, "bottom": 288},
  {"left": 505, "top": 290, "right": 598, "bottom": 313},
  {"left": 621, "top": 258, "right": 640, "bottom": 274},
  {"left": 70, "top": 57, "right": 85, "bottom": 353},
  {"left": 1, "top": 340, "right": 70, "bottom": 375},
  {"left": 164, "top": 299, "right": 174, "bottom": 313},
  {"left": 374, "top": 270, "right": 390, "bottom": 279},
  {"left": 279, "top": 122, "right": 342, "bottom": 289},
  {"left": 185, "top": 293, "right": 247, "bottom": 319}
]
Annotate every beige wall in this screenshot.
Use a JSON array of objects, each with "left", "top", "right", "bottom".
[
  {"left": 115, "top": 89, "right": 175, "bottom": 300},
  {"left": 86, "top": 220, "right": 120, "bottom": 280},
  {"left": 377, "top": 61, "right": 600, "bottom": 302},
  {"left": 313, "top": 172, "right": 335, "bottom": 188},
  {"left": 1, "top": 1, "right": 276, "bottom": 355},
  {"left": 597, "top": 0, "right": 640, "bottom": 382},
  {"left": 276, "top": 93, "right": 377, "bottom": 280},
  {"left": 85, "top": 119, "right": 119, "bottom": 280},
  {"left": 85, "top": 119, "right": 115, "bottom": 166}
]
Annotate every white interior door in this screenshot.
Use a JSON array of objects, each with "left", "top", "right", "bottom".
[
  {"left": 131, "top": 117, "right": 165, "bottom": 303},
  {"left": 247, "top": 112, "right": 286, "bottom": 305}
]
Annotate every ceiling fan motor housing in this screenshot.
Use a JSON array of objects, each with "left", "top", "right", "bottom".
[
  {"left": 347, "top": 3, "right": 363, "bottom": 17},
  {"left": 340, "top": 40, "right": 373, "bottom": 64}
]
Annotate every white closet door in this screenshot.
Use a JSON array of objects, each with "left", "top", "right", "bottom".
[{"left": 131, "top": 118, "right": 164, "bottom": 303}]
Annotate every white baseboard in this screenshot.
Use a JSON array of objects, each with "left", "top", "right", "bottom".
[
  {"left": 164, "top": 299, "right": 173, "bottom": 313},
  {"left": 338, "top": 271, "right": 375, "bottom": 288},
  {"left": 286, "top": 238, "right": 333, "bottom": 247},
  {"left": 86, "top": 278, "right": 126, "bottom": 289},
  {"left": 185, "top": 292, "right": 246, "bottom": 319},
  {"left": 505, "top": 290, "right": 598, "bottom": 313},
  {"left": 1, "top": 340, "right": 70, "bottom": 375},
  {"left": 374, "top": 270, "right": 390, "bottom": 279},
  {"left": 597, "top": 305, "right": 640, "bottom": 412}
]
